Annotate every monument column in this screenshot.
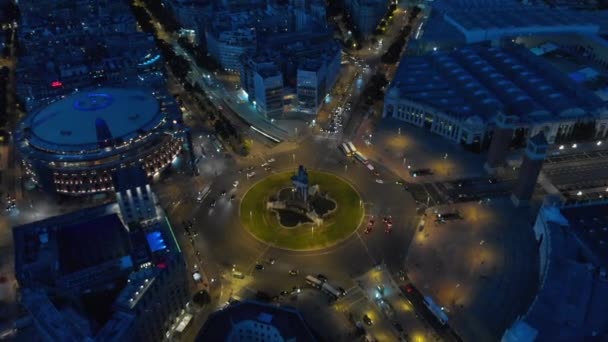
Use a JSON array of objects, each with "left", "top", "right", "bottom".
[
  {"left": 485, "top": 113, "right": 517, "bottom": 174},
  {"left": 511, "top": 132, "right": 548, "bottom": 207}
]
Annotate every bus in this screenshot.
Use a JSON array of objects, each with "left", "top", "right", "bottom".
[
  {"left": 174, "top": 314, "right": 193, "bottom": 337},
  {"left": 347, "top": 141, "right": 357, "bottom": 153},
  {"left": 354, "top": 151, "right": 369, "bottom": 164},
  {"left": 340, "top": 143, "right": 353, "bottom": 157},
  {"left": 423, "top": 296, "right": 448, "bottom": 325},
  {"left": 305, "top": 275, "right": 323, "bottom": 289},
  {"left": 321, "top": 282, "right": 342, "bottom": 300}
]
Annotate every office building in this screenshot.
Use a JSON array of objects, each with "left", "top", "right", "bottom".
[
  {"left": 195, "top": 301, "right": 317, "bottom": 341},
  {"left": 502, "top": 200, "right": 608, "bottom": 341},
  {"left": 346, "top": 0, "right": 389, "bottom": 36},
  {"left": 13, "top": 187, "right": 189, "bottom": 342},
  {"left": 15, "top": 88, "right": 186, "bottom": 195},
  {"left": 205, "top": 12, "right": 258, "bottom": 72},
  {"left": 240, "top": 31, "right": 341, "bottom": 116},
  {"left": 383, "top": 43, "right": 608, "bottom": 149}
]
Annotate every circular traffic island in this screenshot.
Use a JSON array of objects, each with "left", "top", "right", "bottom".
[{"left": 240, "top": 170, "right": 364, "bottom": 251}]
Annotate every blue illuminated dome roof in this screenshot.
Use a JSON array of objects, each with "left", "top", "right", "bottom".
[{"left": 26, "top": 88, "right": 164, "bottom": 152}]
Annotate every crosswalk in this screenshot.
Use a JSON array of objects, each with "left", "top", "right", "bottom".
[{"left": 340, "top": 285, "right": 367, "bottom": 308}]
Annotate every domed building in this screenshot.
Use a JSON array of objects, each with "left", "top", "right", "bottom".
[{"left": 15, "top": 88, "right": 188, "bottom": 195}]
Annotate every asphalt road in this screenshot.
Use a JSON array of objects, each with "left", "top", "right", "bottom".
[{"left": 154, "top": 135, "right": 425, "bottom": 341}]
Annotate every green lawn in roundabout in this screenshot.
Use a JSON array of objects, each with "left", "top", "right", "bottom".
[{"left": 240, "top": 170, "right": 364, "bottom": 250}]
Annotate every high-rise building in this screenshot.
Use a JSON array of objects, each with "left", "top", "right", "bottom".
[
  {"left": 240, "top": 31, "right": 341, "bottom": 116},
  {"left": 346, "top": 0, "right": 389, "bottom": 36},
  {"left": 253, "top": 67, "right": 285, "bottom": 118},
  {"left": 13, "top": 169, "right": 189, "bottom": 342}
]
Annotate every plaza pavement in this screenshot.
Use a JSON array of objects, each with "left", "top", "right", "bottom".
[{"left": 405, "top": 199, "right": 539, "bottom": 341}]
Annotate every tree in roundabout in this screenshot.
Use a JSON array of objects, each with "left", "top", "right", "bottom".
[{"left": 240, "top": 166, "right": 364, "bottom": 250}]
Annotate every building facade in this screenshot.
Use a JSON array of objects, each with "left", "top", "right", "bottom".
[
  {"left": 502, "top": 200, "right": 608, "bottom": 341},
  {"left": 346, "top": 0, "right": 389, "bottom": 36},
  {"left": 195, "top": 301, "right": 317, "bottom": 341},
  {"left": 240, "top": 32, "right": 341, "bottom": 116},
  {"left": 383, "top": 43, "right": 608, "bottom": 149},
  {"left": 13, "top": 190, "right": 189, "bottom": 342},
  {"left": 15, "top": 88, "right": 187, "bottom": 195}
]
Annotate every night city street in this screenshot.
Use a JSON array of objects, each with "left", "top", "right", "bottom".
[{"left": 2, "top": 0, "right": 608, "bottom": 342}]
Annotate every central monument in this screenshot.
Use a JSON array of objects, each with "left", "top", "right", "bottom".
[
  {"left": 291, "top": 165, "right": 310, "bottom": 204},
  {"left": 267, "top": 165, "right": 336, "bottom": 228}
]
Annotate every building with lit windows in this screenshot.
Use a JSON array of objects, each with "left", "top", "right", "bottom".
[
  {"left": 15, "top": 88, "right": 186, "bottom": 195},
  {"left": 346, "top": 0, "right": 389, "bottom": 36},
  {"left": 239, "top": 31, "right": 341, "bottom": 116},
  {"left": 13, "top": 175, "right": 189, "bottom": 342}
]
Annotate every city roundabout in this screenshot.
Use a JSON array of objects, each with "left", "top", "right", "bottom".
[{"left": 240, "top": 166, "right": 364, "bottom": 251}]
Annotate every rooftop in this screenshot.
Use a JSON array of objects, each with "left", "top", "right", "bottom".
[
  {"left": 561, "top": 203, "right": 608, "bottom": 268},
  {"left": 388, "top": 43, "right": 602, "bottom": 124},
  {"left": 505, "top": 203, "right": 608, "bottom": 341},
  {"left": 196, "top": 301, "right": 317, "bottom": 342},
  {"left": 22, "top": 88, "right": 164, "bottom": 152}
]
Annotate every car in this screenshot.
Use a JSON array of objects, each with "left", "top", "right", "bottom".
[
  {"left": 230, "top": 194, "right": 236, "bottom": 201},
  {"left": 488, "top": 177, "right": 497, "bottom": 184},
  {"left": 364, "top": 227, "right": 372, "bottom": 234},
  {"left": 337, "top": 286, "right": 347, "bottom": 296},
  {"left": 233, "top": 180, "right": 239, "bottom": 188},
  {"left": 280, "top": 290, "right": 289, "bottom": 296},
  {"left": 317, "top": 274, "right": 328, "bottom": 282},
  {"left": 220, "top": 190, "right": 227, "bottom": 196},
  {"left": 362, "top": 314, "right": 373, "bottom": 326},
  {"left": 210, "top": 200, "right": 216, "bottom": 208},
  {"left": 255, "top": 263, "right": 265, "bottom": 270},
  {"left": 395, "top": 179, "right": 405, "bottom": 186},
  {"left": 289, "top": 269, "right": 299, "bottom": 276},
  {"left": 373, "top": 171, "right": 380, "bottom": 176},
  {"left": 267, "top": 257, "right": 275, "bottom": 265}
]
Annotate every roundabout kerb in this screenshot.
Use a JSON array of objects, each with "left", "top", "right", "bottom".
[{"left": 239, "top": 170, "right": 365, "bottom": 251}]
